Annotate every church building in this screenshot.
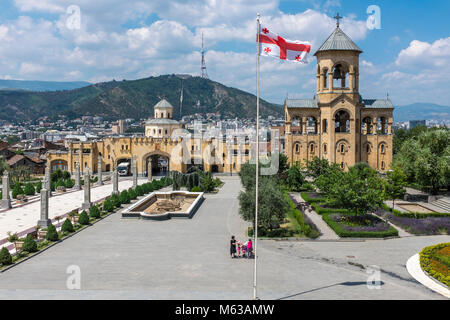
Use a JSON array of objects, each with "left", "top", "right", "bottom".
[{"left": 284, "top": 20, "right": 394, "bottom": 172}]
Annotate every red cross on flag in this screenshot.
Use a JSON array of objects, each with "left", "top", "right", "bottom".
[{"left": 258, "top": 25, "right": 311, "bottom": 63}]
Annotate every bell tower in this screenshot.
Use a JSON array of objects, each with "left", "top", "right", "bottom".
[{"left": 315, "top": 14, "right": 362, "bottom": 104}]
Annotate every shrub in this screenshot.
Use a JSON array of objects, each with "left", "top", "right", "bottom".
[
  {"left": 62, "top": 171, "right": 71, "bottom": 180},
  {"left": 12, "top": 184, "right": 24, "bottom": 199},
  {"left": 35, "top": 181, "right": 42, "bottom": 193},
  {"left": 128, "top": 188, "right": 137, "bottom": 200},
  {"left": 22, "top": 234, "right": 38, "bottom": 253},
  {"left": 78, "top": 210, "right": 90, "bottom": 225},
  {"left": 119, "top": 190, "right": 130, "bottom": 204},
  {"left": 0, "top": 247, "right": 12, "bottom": 266},
  {"left": 56, "top": 179, "right": 66, "bottom": 188},
  {"left": 111, "top": 194, "right": 121, "bottom": 208},
  {"left": 45, "top": 224, "right": 59, "bottom": 241},
  {"left": 64, "top": 179, "right": 75, "bottom": 189},
  {"left": 24, "top": 183, "right": 35, "bottom": 196},
  {"left": 103, "top": 199, "right": 114, "bottom": 212},
  {"left": 89, "top": 205, "right": 101, "bottom": 219},
  {"left": 135, "top": 185, "right": 144, "bottom": 196},
  {"left": 190, "top": 186, "right": 202, "bottom": 192},
  {"left": 61, "top": 218, "right": 74, "bottom": 233}
]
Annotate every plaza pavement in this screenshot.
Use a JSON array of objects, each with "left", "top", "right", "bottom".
[
  {"left": 0, "top": 177, "right": 147, "bottom": 244},
  {"left": 0, "top": 176, "right": 448, "bottom": 300}
]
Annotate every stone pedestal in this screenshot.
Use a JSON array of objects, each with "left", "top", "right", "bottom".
[
  {"left": 74, "top": 163, "right": 81, "bottom": 190},
  {"left": 1, "top": 171, "right": 11, "bottom": 209},
  {"left": 98, "top": 156, "right": 103, "bottom": 186},
  {"left": 112, "top": 168, "right": 119, "bottom": 195},
  {"left": 147, "top": 160, "right": 152, "bottom": 182},
  {"left": 81, "top": 170, "right": 92, "bottom": 210},
  {"left": 37, "top": 188, "right": 51, "bottom": 227}
]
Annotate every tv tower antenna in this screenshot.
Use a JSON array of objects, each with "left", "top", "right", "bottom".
[{"left": 201, "top": 33, "right": 209, "bottom": 79}]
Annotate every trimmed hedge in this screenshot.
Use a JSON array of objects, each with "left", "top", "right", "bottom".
[
  {"left": 321, "top": 213, "right": 398, "bottom": 238},
  {"left": 382, "top": 203, "right": 450, "bottom": 219},
  {"left": 419, "top": 242, "right": 450, "bottom": 287},
  {"left": 300, "top": 192, "right": 324, "bottom": 204}
]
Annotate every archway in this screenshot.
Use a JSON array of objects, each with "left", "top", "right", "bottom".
[
  {"left": 143, "top": 151, "right": 171, "bottom": 177},
  {"left": 334, "top": 110, "right": 350, "bottom": 133}
]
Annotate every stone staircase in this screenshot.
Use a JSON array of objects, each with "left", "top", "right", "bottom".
[{"left": 429, "top": 197, "right": 450, "bottom": 213}]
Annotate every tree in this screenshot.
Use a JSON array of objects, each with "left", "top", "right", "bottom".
[
  {"left": 239, "top": 177, "right": 289, "bottom": 231},
  {"left": 314, "top": 162, "right": 343, "bottom": 194},
  {"left": 0, "top": 158, "right": 9, "bottom": 176},
  {"left": 306, "top": 157, "right": 331, "bottom": 178},
  {"left": 286, "top": 165, "right": 305, "bottom": 191},
  {"left": 395, "top": 129, "right": 450, "bottom": 194},
  {"left": 327, "top": 164, "right": 384, "bottom": 216},
  {"left": 384, "top": 166, "right": 407, "bottom": 207},
  {"left": 201, "top": 174, "right": 216, "bottom": 192}
]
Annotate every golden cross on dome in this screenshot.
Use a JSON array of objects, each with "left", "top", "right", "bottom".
[{"left": 334, "top": 13, "right": 343, "bottom": 27}]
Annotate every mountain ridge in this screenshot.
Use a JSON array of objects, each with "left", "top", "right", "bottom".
[{"left": 0, "top": 75, "right": 282, "bottom": 122}]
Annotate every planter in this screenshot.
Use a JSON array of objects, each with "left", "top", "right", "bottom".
[
  {"left": 69, "top": 215, "right": 79, "bottom": 224},
  {"left": 37, "top": 230, "right": 47, "bottom": 240},
  {"left": 16, "top": 195, "right": 28, "bottom": 204},
  {"left": 14, "top": 240, "right": 24, "bottom": 251},
  {"left": 57, "top": 186, "right": 66, "bottom": 194}
]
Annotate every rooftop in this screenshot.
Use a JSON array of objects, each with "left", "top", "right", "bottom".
[{"left": 315, "top": 27, "right": 362, "bottom": 55}]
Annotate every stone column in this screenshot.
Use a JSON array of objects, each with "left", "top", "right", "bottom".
[
  {"left": 1, "top": 171, "right": 12, "bottom": 209},
  {"left": 81, "top": 169, "right": 92, "bottom": 210},
  {"left": 147, "top": 159, "right": 152, "bottom": 182},
  {"left": 45, "top": 165, "right": 52, "bottom": 197},
  {"left": 74, "top": 163, "right": 81, "bottom": 190},
  {"left": 132, "top": 159, "right": 138, "bottom": 188},
  {"left": 112, "top": 167, "right": 119, "bottom": 195},
  {"left": 37, "top": 188, "right": 51, "bottom": 227},
  {"left": 97, "top": 155, "right": 103, "bottom": 186}
]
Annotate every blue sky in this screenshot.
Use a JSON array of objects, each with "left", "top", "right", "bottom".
[{"left": 0, "top": 0, "right": 449, "bottom": 106}]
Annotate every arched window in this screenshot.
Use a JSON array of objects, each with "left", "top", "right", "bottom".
[
  {"left": 323, "top": 144, "right": 327, "bottom": 154},
  {"left": 378, "top": 117, "right": 388, "bottom": 134},
  {"left": 306, "top": 116, "right": 317, "bottom": 134},
  {"left": 381, "top": 161, "right": 385, "bottom": 170},
  {"left": 380, "top": 144, "right": 385, "bottom": 154},
  {"left": 295, "top": 143, "right": 300, "bottom": 153},
  {"left": 332, "top": 63, "right": 349, "bottom": 88},
  {"left": 366, "top": 144, "right": 371, "bottom": 153},
  {"left": 341, "top": 162, "right": 344, "bottom": 169},
  {"left": 292, "top": 116, "right": 301, "bottom": 133},
  {"left": 340, "top": 144, "right": 345, "bottom": 153},
  {"left": 323, "top": 68, "right": 328, "bottom": 89},
  {"left": 322, "top": 119, "right": 328, "bottom": 133},
  {"left": 362, "top": 117, "right": 372, "bottom": 134},
  {"left": 310, "top": 144, "right": 314, "bottom": 153},
  {"left": 335, "top": 110, "right": 350, "bottom": 133}
]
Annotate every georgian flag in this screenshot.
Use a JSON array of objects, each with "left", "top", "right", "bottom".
[{"left": 258, "top": 25, "right": 311, "bottom": 63}]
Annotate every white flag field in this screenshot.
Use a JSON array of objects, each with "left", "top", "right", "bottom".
[{"left": 258, "top": 25, "right": 311, "bottom": 63}]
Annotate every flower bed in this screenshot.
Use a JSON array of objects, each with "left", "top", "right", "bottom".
[
  {"left": 419, "top": 243, "right": 450, "bottom": 287},
  {"left": 321, "top": 213, "right": 398, "bottom": 238},
  {"left": 375, "top": 208, "right": 450, "bottom": 235}
]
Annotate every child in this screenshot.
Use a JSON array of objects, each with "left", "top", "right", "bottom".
[
  {"left": 242, "top": 242, "right": 247, "bottom": 258},
  {"left": 247, "top": 238, "right": 253, "bottom": 258},
  {"left": 237, "top": 241, "right": 242, "bottom": 257}
]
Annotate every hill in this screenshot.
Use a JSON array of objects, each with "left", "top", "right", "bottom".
[
  {"left": 0, "top": 75, "right": 282, "bottom": 122},
  {"left": 0, "top": 79, "right": 91, "bottom": 92},
  {"left": 394, "top": 103, "right": 450, "bottom": 122}
]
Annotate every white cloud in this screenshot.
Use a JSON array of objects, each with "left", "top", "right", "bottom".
[{"left": 396, "top": 37, "right": 450, "bottom": 67}]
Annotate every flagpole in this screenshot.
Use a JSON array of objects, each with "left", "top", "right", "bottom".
[{"left": 253, "top": 13, "right": 260, "bottom": 301}]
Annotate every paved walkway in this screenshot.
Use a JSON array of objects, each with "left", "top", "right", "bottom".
[
  {"left": 0, "top": 177, "right": 148, "bottom": 244},
  {"left": 289, "top": 192, "right": 339, "bottom": 240},
  {"left": 0, "top": 176, "right": 445, "bottom": 299}
]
